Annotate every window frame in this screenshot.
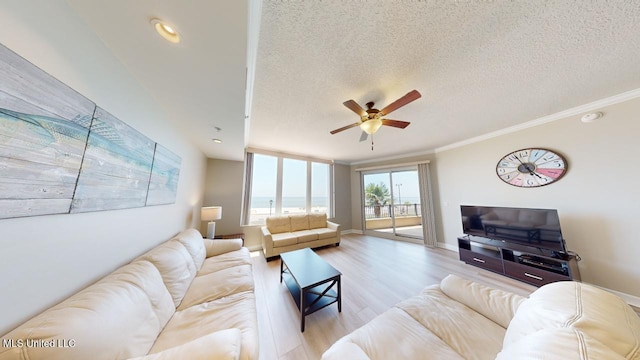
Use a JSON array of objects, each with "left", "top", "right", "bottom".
[{"left": 242, "top": 148, "right": 334, "bottom": 225}]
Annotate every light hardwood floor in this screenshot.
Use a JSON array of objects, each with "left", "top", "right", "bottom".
[{"left": 250, "top": 233, "right": 538, "bottom": 360}]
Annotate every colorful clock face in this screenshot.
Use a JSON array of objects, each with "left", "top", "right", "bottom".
[{"left": 496, "top": 148, "right": 567, "bottom": 187}]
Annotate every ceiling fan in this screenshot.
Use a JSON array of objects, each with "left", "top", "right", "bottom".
[{"left": 330, "top": 90, "right": 422, "bottom": 149}]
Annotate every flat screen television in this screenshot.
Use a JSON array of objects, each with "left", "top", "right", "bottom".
[{"left": 460, "top": 205, "right": 566, "bottom": 253}]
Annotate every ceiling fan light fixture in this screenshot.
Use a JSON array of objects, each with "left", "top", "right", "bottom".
[
  {"left": 150, "top": 18, "right": 181, "bottom": 44},
  {"left": 360, "top": 118, "right": 382, "bottom": 134}
]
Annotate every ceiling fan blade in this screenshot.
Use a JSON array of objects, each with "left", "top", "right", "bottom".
[
  {"left": 379, "top": 90, "right": 421, "bottom": 116},
  {"left": 343, "top": 100, "right": 367, "bottom": 117},
  {"left": 359, "top": 131, "right": 368, "bottom": 142},
  {"left": 330, "top": 122, "right": 360, "bottom": 134},
  {"left": 381, "top": 119, "right": 411, "bottom": 129}
]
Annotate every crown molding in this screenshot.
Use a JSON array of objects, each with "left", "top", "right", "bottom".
[
  {"left": 349, "top": 148, "right": 435, "bottom": 166},
  {"left": 435, "top": 87, "right": 640, "bottom": 153}
]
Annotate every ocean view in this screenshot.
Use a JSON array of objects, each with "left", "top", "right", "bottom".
[{"left": 251, "top": 196, "right": 328, "bottom": 209}]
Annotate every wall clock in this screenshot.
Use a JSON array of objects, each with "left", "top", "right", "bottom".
[{"left": 496, "top": 148, "right": 567, "bottom": 187}]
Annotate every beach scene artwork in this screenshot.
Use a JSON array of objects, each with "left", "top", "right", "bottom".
[
  {"left": 0, "top": 44, "right": 95, "bottom": 219},
  {"left": 71, "top": 107, "right": 155, "bottom": 213},
  {"left": 146, "top": 144, "right": 181, "bottom": 206},
  {"left": 0, "top": 42, "right": 180, "bottom": 219}
]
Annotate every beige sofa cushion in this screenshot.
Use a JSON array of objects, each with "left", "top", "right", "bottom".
[
  {"left": 199, "top": 248, "right": 252, "bottom": 275},
  {"left": 398, "top": 285, "right": 507, "bottom": 359},
  {"left": 173, "top": 229, "right": 206, "bottom": 270},
  {"left": 290, "top": 214, "right": 310, "bottom": 231},
  {"left": 150, "top": 291, "right": 258, "bottom": 360},
  {"left": 204, "top": 238, "right": 242, "bottom": 257},
  {"left": 266, "top": 216, "right": 291, "bottom": 234},
  {"left": 327, "top": 307, "right": 465, "bottom": 360},
  {"left": 296, "top": 229, "right": 319, "bottom": 243},
  {"left": 440, "top": 274, "right": 525, "bottom": 328},
  {"left": 321, "top": 342, "right": 370, "bottom": 360},
  {"left": 503, "top": 281, "right": 640, "bottom": 359},
  {"left": 138, "top": 240, "right": 198, "bottom": 307},
  {"left": 497, "top": 328, "right": 627, "bottom": 360},
  {"left": 126, "top": 329, "right": 242, "bottom": 360},
  {"left": 0, "top": 261, "right": 174, "bottom": 360},
  {"left": 177, "top": 264, "right": 254, "bottom": 310},
  {"left": 272, "top": 232, "right": 298, "bottom": 247},
  {"left": 309, "top": 213, "right": 328, "bottom": 229}
]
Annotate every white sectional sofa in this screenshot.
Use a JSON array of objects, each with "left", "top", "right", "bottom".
[
  {"left": 0, "top": 229, "right": 258, "bottom": 360},
  {"left": 322, "top": 274, "right": 640, "bottom": 360},
  {"left": 261, "top": 213, "right": 340, "bottom": 260}
]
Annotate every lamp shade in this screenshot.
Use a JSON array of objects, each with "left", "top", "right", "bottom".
[
  {"left": 360, "top": 118, "right": 382, "bottom": 134},
  {"left": 201, "top": 206, "right": 222, "bottom": 221}
]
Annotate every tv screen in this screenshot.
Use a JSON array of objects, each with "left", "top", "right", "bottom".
[{"left": 460, "top": 205, "right": 566, "bottom": 253}]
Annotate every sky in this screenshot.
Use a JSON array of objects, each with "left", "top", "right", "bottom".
[
  {"left": 251, "top": 154, "right": 328, "bottom": 197},
  {"left": 363, "top": 170, "right": 420, "bottom": 203},
  {"left": 251, "top": 154, "right": 420, "bottom": 203}
]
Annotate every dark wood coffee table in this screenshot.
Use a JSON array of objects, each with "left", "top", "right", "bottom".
[{"left": 280, "top": 248, "right": 342, "bottom": 332}]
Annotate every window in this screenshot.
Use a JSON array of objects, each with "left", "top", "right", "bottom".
[
  {"left": 248, "top": 154, "right": 277, "bottom": 223},
  {"left": 311, "top": 162, "right": 329, "bottom": 214},
  {"left": 243, "top": 150, "right": 333, "bottom": 225}
]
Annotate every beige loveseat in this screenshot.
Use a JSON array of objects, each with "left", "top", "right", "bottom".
[
  {"left": 0, "top": 229, "right": 258, "bottom": 360},
  {"left": 261, "top": 213, "right": 340, "bottom": 260},
  {"left": 322, "top": 274, "right": 640, "bottom": 359}
]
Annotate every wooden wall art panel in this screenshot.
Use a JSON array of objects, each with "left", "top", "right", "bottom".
[{"left": 0, "top": 43, "right": 181, "bottom": 219}]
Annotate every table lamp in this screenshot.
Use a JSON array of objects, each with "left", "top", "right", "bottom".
[{"left": 201, "top": 206, "right": 222, "bottom": 239}]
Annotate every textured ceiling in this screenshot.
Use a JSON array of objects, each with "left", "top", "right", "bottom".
[
  {"left": 248, "top": 1, "right": 640, "bottom": 163},
  {"left": 64, "top": 1, "right": 640, "bottom": 164}
]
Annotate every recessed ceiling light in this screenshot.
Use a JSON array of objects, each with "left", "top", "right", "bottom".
[
  {"left": 150, "top": 18, "right": 181, "bottom": 44},
  {"left": 212, "top": 139, "right": 223, "bottom": 144}
]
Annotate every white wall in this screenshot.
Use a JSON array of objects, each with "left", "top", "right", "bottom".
[
  {"left": 434, "top": 97, "right": 640, "bottom": 297},
  {"left": 0, "top": 1, "right": 207, "bottom": 334},
  {"left": 203, "top": 158, "right": 245, "bottom": 238}
]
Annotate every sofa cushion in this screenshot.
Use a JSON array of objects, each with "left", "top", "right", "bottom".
[
  {"left": 497, "top": 328, "right": 626, "bottom": 360},
  {"left": 296, "top": 230, "right": 319, "bottom": 243},
  {"left": 126, "top": 329, "right": 242, "bottom": 360},
  {"left": 138, "top": 240, "right": 198, "bottom": 307},
  {"left": 271, "top": 232, "right": 298, "bottom": 247},
  {"left": 290, "top": 214, "right": 310, "bottom": 231},
  {"left": 315, "top": 228, "right": 338, "bottom": 240},
  {"left": 398, "top": 285, "right": 507, "bottom": 359},
  {"left": 330, "top": 307, "right": 465, "bottom": 360},
  {"left": 308, "top": 213, "right": 328, "bottom": 229},
  {"left": 266, "top": 216, "right": 290, "bottom": 234},
  {"left": 177, "top": 264, "right": 254, "bottom": 310},
  {"left": 440, "top": 274, "right": 525, "bottom": 328},
  {"left": 503, "top": 281, "right": 640, "bottom": 359},
  {"left": 0, "top": 261, "right": 173, "bottom": 360},
  {"left": 204, "top": 238, "right": 242, "bottom": 257},
  {"left": 150, "top": 291, "right": 258, "bottom": 360},
  {"left": 199, "top": 248, "right": 252, "bottom": 276},
  {"left": 321, "top": 341, "right": 370, "bottom": 360},
  {"left": 173, "top": 229, "right": 206, "bottom": 270}
]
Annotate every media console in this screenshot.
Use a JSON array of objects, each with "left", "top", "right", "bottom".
[{"left": 458, "top": 235, "right": 580, "bottom": 287}]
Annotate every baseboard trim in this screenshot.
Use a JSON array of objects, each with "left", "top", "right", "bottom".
[
  {"left": 437, "top": 242, "right": 458, "bottom": 252},
  {"left": 345, "top": 229, "right": 363, "bottom": 235}
]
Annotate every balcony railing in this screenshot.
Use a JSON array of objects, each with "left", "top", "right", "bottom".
[{"left": 364, "top": 203, "right": 421, "bottom": 219}]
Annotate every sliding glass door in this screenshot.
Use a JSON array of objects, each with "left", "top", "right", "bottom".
[{"left": 363, "top": 168, "right": 423, "bottom": 241}]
